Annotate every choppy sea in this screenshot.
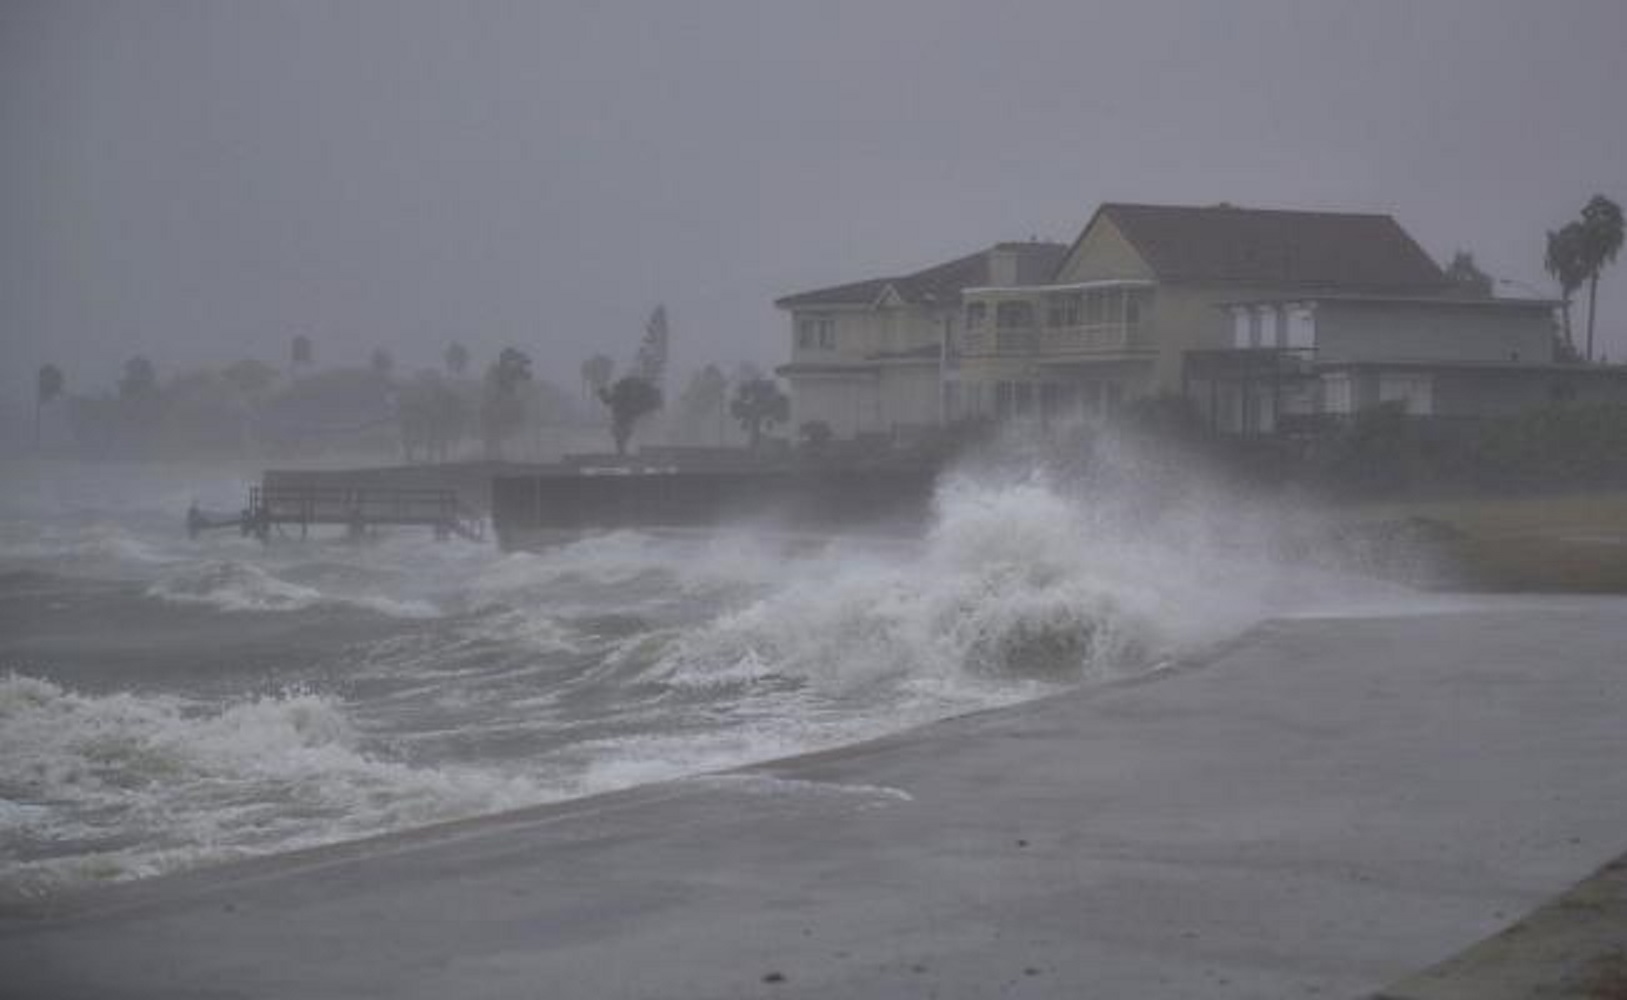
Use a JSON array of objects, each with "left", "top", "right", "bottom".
[{"left": 0, "top": 456, "right": 1401, "bottom": 901}]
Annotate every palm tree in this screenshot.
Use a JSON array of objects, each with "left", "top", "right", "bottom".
[
  {"left": 599, "top": 376, "right": 662, "bottom": 456},
  {"left": 481, "top": 347, "right": 533, "bottom": 457},
  {"left": 729, "top": 378, "right": 790, "bottom": 451},
  {"left": 35, "top": 363, "right": 64, "bottom": 451},
  {"left": 119, "top": 356, "right": 158, "bottom": 399},
  {"left": 1579, "top": 195, "right": 1624, "bottom": 361},
  {"left": 1545, "top": 224, "right": 1589, "bottom": 351},
  {"left": 1443, "top": 250, "right": 1493, "bottom": 298},
  {"left": 444, "top": 342, "right": 469, "bottom": 377},
  {"left": 580, "top": 354, "right": 614, "bottom": 399}
]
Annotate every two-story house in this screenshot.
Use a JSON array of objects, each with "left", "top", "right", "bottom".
[
  {"left": 774, "top": 241, "right": 1066, "bottom": 440},
  {"left": 778, "top": 203, "right": 1612, "bottom": 441},
  {"left": 953, "top": 202, "right": 1561, "bottom": 430}
]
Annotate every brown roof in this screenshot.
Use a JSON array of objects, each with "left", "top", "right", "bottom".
[
  {"left": 1089, "top": 203, "right": 1450, "bottom": 292},
  {"left": 775, "top": 241, "right": 1067, "bottom": 309}
]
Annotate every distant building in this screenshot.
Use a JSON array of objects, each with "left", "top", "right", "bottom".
[{"left": 777, "top": 203, "right": 1625, "bottom": 439}]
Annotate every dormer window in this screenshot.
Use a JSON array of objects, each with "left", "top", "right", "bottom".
[{"left": 966, "top": 302, "right": 987, "bottom": 330}]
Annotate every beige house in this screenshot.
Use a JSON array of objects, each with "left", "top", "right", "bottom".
[
  {"left": 779, "top": 203, "right": 1591, "bottom": 439},
  {"left": 952, "top": 202, "right": 1560, "bottom": 429},
  {"left": 774, "top": 241, "right": 1065, "bottom": 440}
]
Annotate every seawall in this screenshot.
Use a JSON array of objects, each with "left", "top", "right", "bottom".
[{"left": 490, "top": 466, "right": 940, "bottom": 548}]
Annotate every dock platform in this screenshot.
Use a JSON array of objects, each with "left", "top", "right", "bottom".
[{"left": 189, "top": 483, "right": 485, "bottom": 542}]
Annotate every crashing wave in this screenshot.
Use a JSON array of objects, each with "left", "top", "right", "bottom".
[{"left": 147, "top": 560, "right": 438, "bottom": 618}]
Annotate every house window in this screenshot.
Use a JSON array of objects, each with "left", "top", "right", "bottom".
[
  {"left": 798, "top": 317, "right": 835, "bottom": 350},
  {"left": 996, "top": 301, "right": 1035, "bottom": 329},
  {"left": 1322, "top": 374, "right": 1353, "bottom": 414},
  {"left": 994, "top": 380, "right": 1014, "bottom": 418},
  {"left": 966, "top": 302, "right": 987, "bottom": 330},
  {"left": 1102, "top": 288, "right": 1123, "bottom": 323},
  {"left": 1257, "top": 306, "right": 1283, "bottom": 347},
  {"left": 1247, "top": 309, "right": 1263, "bottom": 347},
  {"left": 1287, "top": 305, "right": 1315, "bottom": 349},
  {"left": 1085, "top": 291, "right": 1104, "bottom": 325},
  {"left": 1014, "top": 381, "right": 1035, "bottom": 417},
  {"left": 1124, "top": 290, "right": 1143, "bottom": 327},
  {"left": 1047, "top": 293, "right": 1081, "bottom": 327},
  {"left": 1378, "top": 373, "right": 1433, "bottom": 415}
]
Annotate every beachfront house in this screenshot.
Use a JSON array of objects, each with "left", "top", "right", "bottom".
[
  {"left": 777, "top": 202, "right": 1622, "bottom": 440},
  {"left": 774, "top": 241, "right": 1066, "bottom": 441}
]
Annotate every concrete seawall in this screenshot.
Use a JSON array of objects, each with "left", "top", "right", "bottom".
[
  {"left": 4, "top": 598, "right": 1625, "bottom": 998},
  {"left": 490, "top": 467, "right": 939, "bottom": 547}
]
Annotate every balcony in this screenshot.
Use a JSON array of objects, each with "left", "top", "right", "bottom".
[
  {"left": 1041, "top": 322, "right": 1143, "bottom": 353},
  {"left": 961, "top": 322, "right": 1142, "bottom": 356}
]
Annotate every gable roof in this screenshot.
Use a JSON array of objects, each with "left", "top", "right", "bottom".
[
  {"left": 775, "top": 241, "right": 1068, "bottom": 309},
  {"left": 1078, "top": 203, "right": 1449, "bottom": 292}
]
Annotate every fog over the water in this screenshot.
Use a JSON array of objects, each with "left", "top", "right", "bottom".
[{"left": 3, "top": 0, "right": 1626, "bottom": 409}]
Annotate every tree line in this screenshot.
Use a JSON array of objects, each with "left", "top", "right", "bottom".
[{"left": 30, "top": 327, "right": 793, "bottom": 463}]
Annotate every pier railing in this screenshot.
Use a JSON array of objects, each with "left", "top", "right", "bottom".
[{"left": 190, "top": 484, "right": 485, "bottom": 542}]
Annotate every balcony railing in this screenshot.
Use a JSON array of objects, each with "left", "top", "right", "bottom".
[
  {"left": 1042, "top": 322, "right": 1141, "bottom": 352},
  {"left": 960, "top": 323, "right": 1142, "bottom": 356}
]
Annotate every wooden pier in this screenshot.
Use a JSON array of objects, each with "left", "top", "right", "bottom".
[{"left": 189, "top": 483, "right": 485, "bottom": 543}]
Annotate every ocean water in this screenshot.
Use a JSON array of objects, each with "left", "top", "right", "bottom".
[{"left": 0, "top": 456, "right": 1403, "bottom": 901}]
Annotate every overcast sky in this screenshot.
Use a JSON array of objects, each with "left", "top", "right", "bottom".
[{"left": 4, "top": 0, "right": 1625, "bottom": 404}]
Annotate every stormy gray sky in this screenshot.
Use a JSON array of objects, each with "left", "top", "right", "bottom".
[{"left": 4, "top": 0, "right": 1625, "bottom": 404}]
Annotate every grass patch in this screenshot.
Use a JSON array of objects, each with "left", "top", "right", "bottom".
[{"left": 1344, "top": 492, "right": 1627, "bottom": 593}]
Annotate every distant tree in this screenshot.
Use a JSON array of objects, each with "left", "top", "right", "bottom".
[
  {"left": 119, "top": 356, "right": 158, "bottom": 400},
  {"left": 730, "top": 378, "right": 790, "bottom": 451},
  {"left": 444, "top": 342, "right": 470, "bottom": 377},
  {"left": 581, "top": 353, "right": 614, "bottom": 398},
  {"left": 1443, "top": 250, "right": 1493, "bottom": 298},
  {"left": 370, "top": 348, "right": 395, "bottom": 380},
  {"left": 598, "top": 376, "right": 663, "bottom": 456},
  {"left": 221, "top": 359, "right": 278, "bottom": 398},
  {"left": 1578, "top": 194, "right": 1624, "bottom": 361},
  {"left": 490, "top": 347, "right": 532, "bottom": 394},
  {"left": 1546, "top": 223, "right": 1590, "bottom": 351},
  {"left": 480, "top": 347, "right": 533, "bottom": 457},
  {"left": 398, "top": 371, "right": 467, "bottom": 463},
  {"left": 678, "top": 364, "right": 729, "bottom": 444},
  {"left": 799, "top": 419, "right": 833, "bottom": 459},
  {"left": 35, "top": 363, "right": 64, "bottom": 451},
  {"left": 115, "top": 356, "right": 162, "bottom": 450},
  {"left": 634, "top": 305, "right": 669, "bottom": 387},
  {"left": 290, "top": 334, "right": 313, "bottom": 370}
]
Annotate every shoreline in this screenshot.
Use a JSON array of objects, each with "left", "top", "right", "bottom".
[
  {"left": 5, "top": 598, "right": 1625, "bottom": 997},
  {"left": 0, "top": 629, "right": 1221, "bottom": 919}
]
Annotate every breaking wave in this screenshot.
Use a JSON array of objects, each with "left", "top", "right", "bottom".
[
  {"left": 647, "top": 472, "right": 1360, "bottom": 696},
  {"left": 1, "top": 454, "right": 1407, "bottom": 899},
  {"left": 148, "top": 560, "right": 440, "bottom": 618},
  {"left": 0, "top": 673, "right": 539, "bottom": 900}
]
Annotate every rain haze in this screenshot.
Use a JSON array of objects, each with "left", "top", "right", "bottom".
[
  {"left": 3, "top": 0, "right": 1626, "bottom": 397},
  {"left": 5, "top": 4, "right": 1627, "bottom": 999}
]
